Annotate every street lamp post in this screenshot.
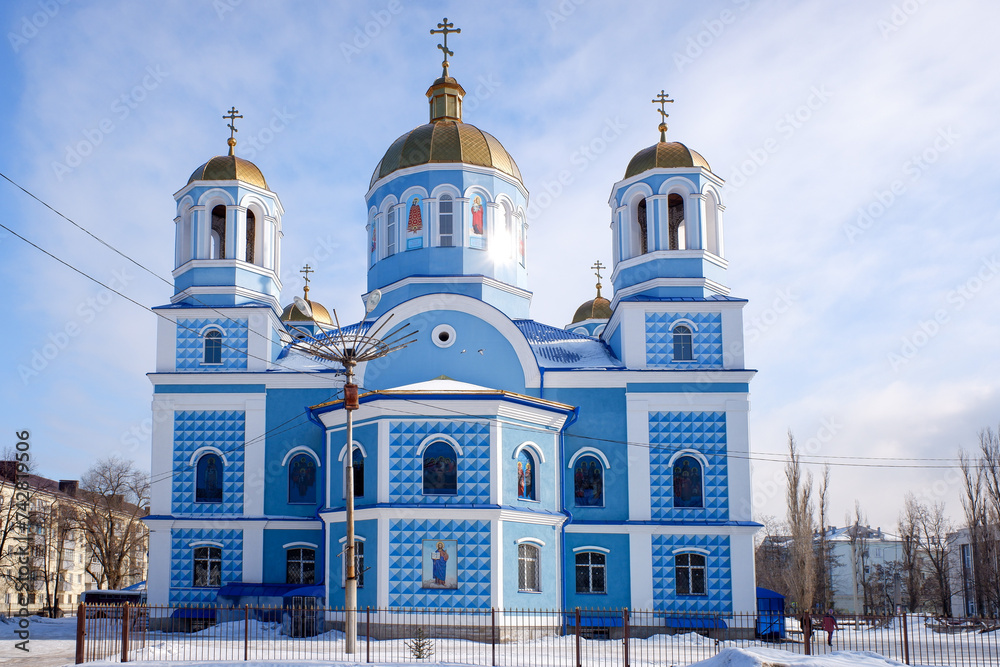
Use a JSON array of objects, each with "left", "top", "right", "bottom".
[{"left": 290, "top": 291, "right": 413, "bottom": 654}]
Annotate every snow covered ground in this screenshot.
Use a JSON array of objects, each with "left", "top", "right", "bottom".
[{"left": 1, "top": 614, "right": 996, "bottom": 667}]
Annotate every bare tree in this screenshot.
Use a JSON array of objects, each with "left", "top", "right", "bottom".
[
  {"left": 847, "top": 501, "right": 872, "bottom": 615},
  {"left": 917, "top": 500, "right": 953, "bottom": 616},
  {"left": 77, "top": 457, "right": 149, "bottom": 590},
  {"left": 898, "top": 493, "right": 924, "bottom": 612},
  {"left": 815, "top": 465, "right": 832, "bottom": 612},
  {"left": 960, "top": 442, "right": 998, "bottom": 617},
  {"left": 785, "top": 432, "right": 815, "bottom": 617}
]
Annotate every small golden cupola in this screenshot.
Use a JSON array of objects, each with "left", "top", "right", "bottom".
[
  {"left": 568, "top": 261, "right": 613, "bottom": 337},
  {"left": 623, "top": 90, "right": 711, "bottom": 179},
  {"left": 187, "top": 107, "right": 270, "bottom": 189},
  {"left": 280, "top": 265, "right": 333, "bottom": 337}
]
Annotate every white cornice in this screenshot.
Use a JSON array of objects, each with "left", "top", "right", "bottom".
[
  {"left": 367, "top": 162, "right": 528, "bottom": 200},
  {"left": 144, "top": 518, "right": 323, "bottom": 530},
  {"left": 366, "top": 274, "right": 533, "bottom": 303},
  {"left": 319, "top": 507, "right": 566, "bottom": 527},
  {"left": 565, "top": 523, "right": 758, "bottom": 536},
  {"left": 541, "top": 369, "right": 756, "bottom": 389},
  {"left": 172, "top": 258, "right": 281, "bottom": 282},
  {"left": 610, "top": 250, "right": 728, "bottom": 283},
  {"left": 170, "top": 285, "right": 281, "bottom": 309}
]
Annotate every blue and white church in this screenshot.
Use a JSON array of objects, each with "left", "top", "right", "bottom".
[{"left": 144, "top": 35, "right": 759, "bottom": 625}]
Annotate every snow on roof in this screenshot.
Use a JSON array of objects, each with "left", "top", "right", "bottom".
[
  {"left": 513, "top": 320, "right": 623, "bottom": 370},
  {"left": 391, "top": 377, "right": 496, "bottom": 393}
]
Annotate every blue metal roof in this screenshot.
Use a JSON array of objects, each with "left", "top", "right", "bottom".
[{"left": 513, "top": 320, "right": 623, "bottom": 369}]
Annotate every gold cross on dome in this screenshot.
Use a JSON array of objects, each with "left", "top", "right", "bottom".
[
  {"left": 430, "top": 17, "right": 461, "bottom": 73},
  {"left": 591, "top": 260, "right": 605, "bottom": 284},
  {"left": 300, "top": 264, "right": 314, "bottom": 297},
  {"left": 652, "top": 90, "right": 673, "bottom": 121},
  {"left": 223, "top": 106, "right": 243, "bottom": 155}
]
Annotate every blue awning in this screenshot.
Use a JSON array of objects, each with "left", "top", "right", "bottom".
[
  {"left": 665, "top": 617, "right": 727, "bottom": 629},
  {"left": 563, "top": 613, "right": 624, "bottom": 627},
  {"left": 171, "top": 608, "right": 216, "bottom": 619}
]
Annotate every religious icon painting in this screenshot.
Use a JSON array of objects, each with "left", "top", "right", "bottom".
[
  {"left": 470, "top": 196, "right": 484, "bottom": 235},
  {"left": 421, "top": 539, "right": 458, "bottom": 589},
  {"left": 672, "top": 455, "right": 704, "bottom": 508},
  {"left": 287, "top": 453, "right": 317, "bottom": 504},
  {"left": 573, "top": 456, "right": 603, "bottom": 507},
  {"left": 195, "top": 453, "right": 223, "bottom": 503},
  {"left": 407, "top": 197, "right": 423, "bottom": 233}
]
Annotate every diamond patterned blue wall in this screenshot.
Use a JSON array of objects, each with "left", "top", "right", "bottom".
[
  {"left": 649, "top": 411, "right": 728, "bottom": 521},
  {"left": 172, "top": 411, "right": 245, "bottom": 515},
  {"left": 652, "top": 534, "right": 732, "bottom": 613},
  {"left": 388, "top": 519, "right": 491, "bottom": 609},
  {"left": 169, "top": 528, "right": 243, "bottom": 606},
  {"left": 177, "top": 317, "right": 248, "bottom": 370},
  {"left": 388, "top": 421, "right": 490, "bottom": 504},
  {"left": 645, "top": 312, "right": 722, "bottom": 368}
]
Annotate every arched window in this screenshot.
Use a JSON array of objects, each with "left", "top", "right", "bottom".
[
  {"left": 422, "top": 441, "right": 458, "bottom": 495},
  {"left": 704, "top": 190, "right": 720, "bottom": 255},
  {"left": 203, "top": 330, "right": 222, "bottom": 364},
  {"left": 245, "top": 209, "right": 256, "bottom": 264},
  {"left": 675, "top": 552, "right": 707, "bottom": 595},
  {"left": 286, "top": 548, "right": 315, "bottom": 584},
  {"left": 288, "top": 453, "right": 317, "bottom": 504},
  {"left": 518, "top": 543, "right": 540, "bottom": 592},
  {"left": 672, "top": 455, "right": 704, "bottom": 508},
  {"left": 347, "top": 447, "right": 364, "bottom": 497},
  {"left": 667, "top": 194, "right": 684, "bottom": 250},
  {"left": 573, "top": 455, "right": 603, "bottom": 507},
  {"left": 575, "top": 551, "right": 606, "bottom": 594},
  {"left": 672, "top": 325, "right": 693, "bottom": 362},
  {"left": 636, "top": 199, "right": 648, "bottom": 255},
  {"left": 386, "top": 206, "right": 397, "bottom": 256},
  {"left": 503, "top": 205, "right": 513, "bottom": 258},
  {"left": 193, "top": 546, "right": 221, "bottom": 587},
  {"left": 438, "top": 195, "right": 454, "bottom": 247},
  {"left": 195, "top": 454, "right": 223, "bottom": 503},
  {"left": 517, "top": 449, "right": 536, "bottom": 500},
  {"left": 211, "top": 205, "right": 227, "bottom": 259}
]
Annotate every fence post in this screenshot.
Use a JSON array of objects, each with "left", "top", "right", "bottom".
[
  {"left": 366, "top": 607, "right": 371, "bottom": 664},
  {"left": 901, "top": 612, "right": 909, "bottom": 665},
  {"left": 623, "top": 607, "right": 630, "bottom": 667},
  {"left": 244, "top": 605, "right": 249, "bottom": 661},
  {"left": 75, "top": 603, "right": 86, "bottom": 664},
  {"left": 491, "top": 608, "right": 497, "bottom": 667},
  {"left": 575, "top": 607, "right": 581, "bottom": 667},
  {"left": 121, "top": 603, "right": 130, "bottom": 663}
]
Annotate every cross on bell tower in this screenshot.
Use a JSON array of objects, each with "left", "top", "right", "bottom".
[
  {"left": 300, "top": 264, "right": 314, "bottom": 299},
  {"left": 652, "top": 90, "right": 673, "bottom": 142},
  {"left": 591, "top": 260, "right": 606, "bottom": 298},
  {"left": 223, "top": 106, "right": 243, "bottom": 156}
]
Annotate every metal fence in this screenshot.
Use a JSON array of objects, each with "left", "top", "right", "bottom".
[{"left": 75, "top": 603, "right": 1000, "bottom": 666}]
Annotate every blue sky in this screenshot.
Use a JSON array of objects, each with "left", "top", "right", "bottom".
[{"left": 1, "top": 0, "right": 998, "bottom": 530}]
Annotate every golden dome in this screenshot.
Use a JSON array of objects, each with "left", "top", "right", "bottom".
[
  {"left": 370, "top": 120, "right": 522, "bottom": 188},
  {"left": 188, "top": 155, "right": 268, "bottom": 190},
  {"left": 624, "top": 141, "right": 710, "bottom": 180},
  {"left": 572, "top": 296, "right": 612, "bottom": 324},
  {"left": 280, "top": 298, "right": 333, "bottom": 326}
]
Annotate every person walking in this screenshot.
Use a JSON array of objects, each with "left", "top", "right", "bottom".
[{"left": 823, "top": 609, "right": 838, "bottom": 647}]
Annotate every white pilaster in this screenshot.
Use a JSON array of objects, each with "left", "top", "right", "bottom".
[
  {"left": 629, "top": 532, "right": 653, "bottom": 609},
  {"left": 243, "top": 523, "right": 264, "bottom": 583},
  {"left": 244, "top": 397, "right": 267, "bottom": 515},
  {"left": 147, "top": 527, "right": 172, "bottom": 605},
  {"left": 150, "top": 397, "right": 175, "bottom": 514},
  {"left": 626, "top": 398, "right": 651, "bottom": 520},
  {"left": 490, "top": 420, "right": 502, "bottom": 505}
]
